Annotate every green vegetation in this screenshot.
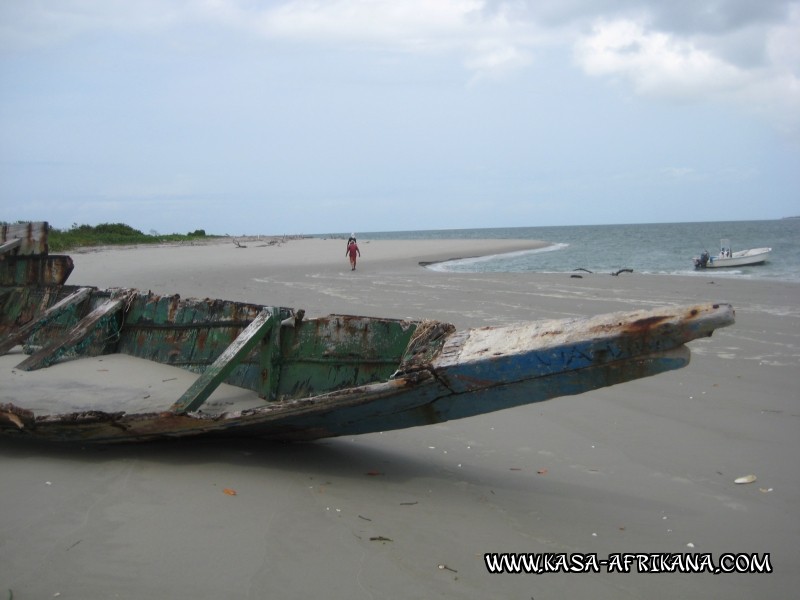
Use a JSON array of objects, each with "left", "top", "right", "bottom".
[{"left": 48, "top": 223, "right": 213, "bottom": 252}]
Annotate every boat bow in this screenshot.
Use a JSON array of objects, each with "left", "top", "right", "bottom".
[{"left": 433, "top": 303, "right": 733, "bottom": 393}]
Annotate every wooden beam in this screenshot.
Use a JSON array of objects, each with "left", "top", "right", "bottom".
[
  {"left": 258, "top": 309, "right": 302, "bottom": 400},
  {"left": 0, "top": 238, "right": 22, "bottom": 256},
  {"left": 0, "top": 287, "right": 94, "bottom": 355},
  {"left": 1, "top": 222, "right": 49, "bottom": 255},
  {"left": 170, "top": 309, "right": 276, "bottom": 414},
  {"left": 15, "top": 294, "right": 128, "bottom": 371}
]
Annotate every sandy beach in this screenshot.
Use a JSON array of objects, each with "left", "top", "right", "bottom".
[{"left": 1, "top": 236, "right": 798, "bottom": 599}]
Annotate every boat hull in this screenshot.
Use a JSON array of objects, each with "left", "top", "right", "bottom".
[
  {"left": 0, "top": 220, "right": 737, "bottom": 444},
  {"left": 0, "top": 291, "right": 735, "bottom": 443},
  {"left": 694, "top": 248, "right": 771, "bottom": 269}
]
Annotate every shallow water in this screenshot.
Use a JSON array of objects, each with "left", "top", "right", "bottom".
[{"left": 331, "top": 219, "right": 800, "bottom": 282}]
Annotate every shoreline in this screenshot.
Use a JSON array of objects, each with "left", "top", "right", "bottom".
[{"left": 67, "top": 235, "right": 798, "bottom": 286}]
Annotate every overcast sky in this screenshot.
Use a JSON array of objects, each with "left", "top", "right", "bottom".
[{"left": 1, "top": 1, "right": 799, "bottom": 235}]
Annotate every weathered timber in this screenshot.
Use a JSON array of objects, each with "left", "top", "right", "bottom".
[
  {"left": 15, "top": 293, "right": 131, "bottom": 371},
  {"left": 261, "top": 313, "right": 281, "bottom": 400},
  {"left": 0, "top": 222, "right": 73, "bottom": 286},
  {"left": 170, "top": 308, "right": 276, "bottom": 414},
  {"left": 0, "top": 286, "right": 73, "bottom": 338},
  {"left": 0, "top": 238, "right": 22, "bottom": 256},
  {"left": 0, "top": 287, "right": 93, "bottom": 355},
  {"left": 1, "top": 222, "right": 49, "bottom": 255},
  {"left": 116, "top": 293, "right": 276, "bottom": 393},
  {"left": 0, "top": 296, "right": 736, "bottom": 443},
  {"left": 0, "top": 255, "right": 74, "bottom": 286}
]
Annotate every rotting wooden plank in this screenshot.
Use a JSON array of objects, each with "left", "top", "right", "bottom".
[
  {"left": 0, "top": 287, "right": 93, "bottom": 355},
  {"left": 115, "top": 295, "right": 271, "bottom": 391},
  {"left": 169, "top": 308, "right": 276, "bottom": 414},
  {"left": 259, "top": 327, "right": 277, "bottom": 400},
  {"left": 0, "top": 255, "right": 74, "bottom": 286},
  {"left": 1, "top": 222, "right": 49, "bottom": 255},
  {"left": 0, "top": 238, "right": 22, "bottom": 256},
  {"left": 15, "top": 293, "right": 129, "bottom": 371},
  {"left": 258, "top": 310, "right": 295, "bottom": 401}
]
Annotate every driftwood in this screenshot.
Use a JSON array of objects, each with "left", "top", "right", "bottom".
[
  {"left": 572, "top": 267, "right": 633, "bottom": 277},
  {"left": 233, "top": 239, "right": 247, "bottom": 248}
]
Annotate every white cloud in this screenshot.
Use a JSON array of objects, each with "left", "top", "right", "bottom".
[
  {"left": 464, "top": 39, "right": 533, "bottom": 80},
  {"left": 574, "top": 19, "right": 744, "bottom": 98},
  {"left": 215, "top": 1, "right": 800, "bottom": 134},
  {"left": 2, "top": 1, "right": 798, "bottom": 134},
  {"left": 247, "top": 0, "right": 540, "bottom": 78},
  {"left": 767, "top": 3, "right": 800, "bottom": 68},
  {"left": 573, "top": 9, "right": 800, "bottom": 136}
]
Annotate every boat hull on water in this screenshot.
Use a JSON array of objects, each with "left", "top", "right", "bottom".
[
  {"left": 1, "top": 223, "right": 735, "bottom": 444},
  {"left": 693, "top": 238, "right": 772, "bottom": 269}
]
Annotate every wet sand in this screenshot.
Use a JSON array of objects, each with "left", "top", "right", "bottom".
[{"left": 1, "top": 237, "right": 798, "bottom": 599}]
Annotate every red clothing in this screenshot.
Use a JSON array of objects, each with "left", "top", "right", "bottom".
[{"left": 347, "top": 242, "right": 360, "bottom": 258}]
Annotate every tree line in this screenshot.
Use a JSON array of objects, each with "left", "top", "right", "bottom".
[{"left": 47, "top": 222, "right": 211, "bottom": 251}]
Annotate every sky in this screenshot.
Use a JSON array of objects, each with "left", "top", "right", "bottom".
[{"left": 1, "top": 0, "right": 799, "bottom": 236}]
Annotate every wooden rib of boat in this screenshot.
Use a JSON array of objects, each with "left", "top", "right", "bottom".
[{"left": 0, "top": 223, "right": 735, "bottom": 444}]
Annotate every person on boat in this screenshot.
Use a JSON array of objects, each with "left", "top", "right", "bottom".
[{"left": 346, "top": 239, "right": 361, "bottom": 271}]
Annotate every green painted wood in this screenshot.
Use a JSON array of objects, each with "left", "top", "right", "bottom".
[
  {"left": 258, "top": 323, "right": 276, "bottom": 400},
  {"left": 0, "top": 255, "right": 74, "bottom": 286},
  {"left": 15, "top": 294, "right": 128, "bottom": 371},
  {"left": 0, "top": 286, "right": 74, "bottom": 338},
  {"left": 170, "top": 309, "right": 276, "bottom": 414},
  {"left": 113, "top": 293, "right": 292, "bottom": 394},
  {"left": 274, "top": 315, "right": 416, "bottom": 400},
  {"left": 119, "top": 294, "right": 262, "bottom": 371},
  {"left": 0, "top": 287, "right": 93, "bottom": 355}
]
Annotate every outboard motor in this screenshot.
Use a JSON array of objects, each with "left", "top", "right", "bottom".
[{"left": 695, "top": 251, "right": 710, "bottom": 269}]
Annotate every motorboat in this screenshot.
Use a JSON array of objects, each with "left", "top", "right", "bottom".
[{"left": 694, "top": 239, "right": 771, "bottom": 269}]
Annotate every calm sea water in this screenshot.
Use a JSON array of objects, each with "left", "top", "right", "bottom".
[{"left": 335, "top": 220, "right": 800, "bottom": 283}]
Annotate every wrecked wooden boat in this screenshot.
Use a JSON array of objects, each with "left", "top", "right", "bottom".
[{"left": 1, "top": 223, "right": 735, "bottom": 443}]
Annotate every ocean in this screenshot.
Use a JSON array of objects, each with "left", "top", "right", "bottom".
[{"left": 338, "top": 219, "right": 800, "bottom": 283}]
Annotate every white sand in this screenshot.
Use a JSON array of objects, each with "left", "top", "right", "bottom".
[{"left": 1, "top": 236, "right": 797, "bottom": 599}]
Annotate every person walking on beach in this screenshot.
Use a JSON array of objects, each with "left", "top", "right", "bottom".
[{"left": 346, "top": 239, "right": 361, "bottom": 271}]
